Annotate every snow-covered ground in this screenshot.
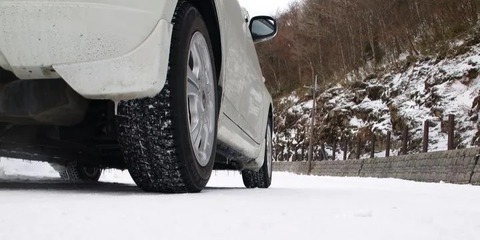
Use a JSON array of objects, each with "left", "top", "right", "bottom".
[{"left": 1, "top": 159, "right": 480, "bottom": 240}]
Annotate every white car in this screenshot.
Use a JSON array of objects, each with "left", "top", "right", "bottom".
[{"left": 0, "top": 0, "right": 277, "bottom": 193}]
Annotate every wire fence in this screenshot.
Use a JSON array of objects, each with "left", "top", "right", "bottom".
[{"left": 275, "top": 114, "right": 459, "bottom": 162}]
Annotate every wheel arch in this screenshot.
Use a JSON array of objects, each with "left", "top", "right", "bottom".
[
  {"left": 268, "top": 103, "right": 274, "bottom": 133},
  {"left": 186, "top": 0, "right": 222, "bottom": 85},
  {"left": 269, "top": 104, "right": 273, "bottom": 124}
]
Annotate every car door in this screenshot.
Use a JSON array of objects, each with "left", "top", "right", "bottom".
[
  {"left": 239, "top": 17, "right": 267, "bottom": 143},
  {"left": 215, "top": 0, "right": 265, "bottom": 144}
]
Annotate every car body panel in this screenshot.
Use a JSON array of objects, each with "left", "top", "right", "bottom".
[
  {"left": 52, "top": 19, "right": 172, "bottom": 100},
  {"left": 214, "top": 0, "right": 271, "bottom": 157},
  {"left": 0, "top": 0, "right": 177, "bottom": 99}
]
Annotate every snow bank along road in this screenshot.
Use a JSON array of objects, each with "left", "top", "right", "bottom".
[{"left": 0, "top": 160, "right": 479, "bottom": 240}]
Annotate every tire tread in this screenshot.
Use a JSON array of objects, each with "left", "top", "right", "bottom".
[{"left": 117, "top": 1, "right": 211, "bottom": 193}]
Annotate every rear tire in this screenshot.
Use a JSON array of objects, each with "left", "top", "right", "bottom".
[
  {"left": 242, "top": 120, "right": 273, "bottom": 189},
  {"left": 116, "top": 2, "right": 218, "bottom": 193},
  {"left": 55, "top": 163, "right": 102, "bottom": 182}
]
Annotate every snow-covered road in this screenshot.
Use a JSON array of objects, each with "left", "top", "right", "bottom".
[{"left": 1, "top": 160, "right": 479, "bottom": 240}]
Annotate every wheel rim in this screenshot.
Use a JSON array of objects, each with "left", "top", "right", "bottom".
[
  {"left": 266, "top": 124, "right": 272, "bottom": 178},
  {"left": 82, "top": 167, "right": 99, "bottom": 178},
  {"left": 186, "top": 31, "right": 215, "bottom": 167}
]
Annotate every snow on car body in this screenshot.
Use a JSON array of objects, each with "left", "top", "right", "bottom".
[{"left": 0, "top": 0, "right": 277, "bottom": 192}]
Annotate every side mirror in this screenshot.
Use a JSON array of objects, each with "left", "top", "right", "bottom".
[{"left": 249, "top": 16, "right": 277, "bottom": 43}]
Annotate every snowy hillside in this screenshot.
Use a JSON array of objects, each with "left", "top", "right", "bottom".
[{"left": 275, "top": 38, "right": 480, "bottom": 161}]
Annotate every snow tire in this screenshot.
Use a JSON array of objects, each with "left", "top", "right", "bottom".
[
  {"left": 57, "top": 163, "right": 102, "bottom": 182},
  {"left": 116, "top": 2, "right": 218, "bottom": 193},
  {"left": 242, "top": 120, "right": 273, "bottom": 189}
]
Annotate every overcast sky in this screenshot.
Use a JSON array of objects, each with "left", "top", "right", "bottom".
[{"left": 238, "top": 0, "right": 300, "bottom": 17}]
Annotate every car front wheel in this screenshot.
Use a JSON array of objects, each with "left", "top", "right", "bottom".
[{"left": 116, "top": 2, "right": 218, "bottom": 193}]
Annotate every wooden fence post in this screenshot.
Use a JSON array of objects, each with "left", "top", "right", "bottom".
[
  {"left": 356, "top": 136, "right": 361, "bottom": 160},
  {"left": 386, "top": 131, "right": 391, "bottom": 157},
  {"left": 287, "top": 139, "right": 291, "bottom": 161},
  {"left": 301, "top": 144, "right": 305, "bottom": 162},
  {"left": 370, "top": 133, "right": 376, "bottom": 159},
  {"left": 448, "top": 114, "right": 455, "bottom": 150},
  {"left": 423, "top": 120, "right": 429, "bottom": 153},
  {"left": 321, "top": 143, "right": 326, "bottom": 161},
  {"left": 279, "top": 147, "right": 283, "bottom": 161},
  {"left": 332, "top": 141, "right": 337, "bottom": 160},
  {"left": 402, "top": 126, "right": 408, "bottom": 155}
]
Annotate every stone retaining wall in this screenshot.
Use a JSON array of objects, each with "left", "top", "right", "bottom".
[
  {"left": 472, "top": 156, "right": 480, "bottom": 184},
  {"left": 273, "top": 148, "right": 480, "bottom": 185}
]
